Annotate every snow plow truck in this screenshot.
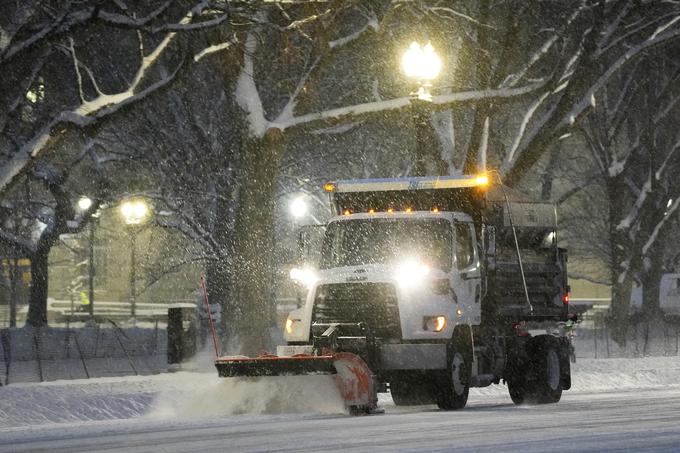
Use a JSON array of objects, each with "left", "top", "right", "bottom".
[{"left": 216, "top": 174, "right": 574, "bottom": 413}]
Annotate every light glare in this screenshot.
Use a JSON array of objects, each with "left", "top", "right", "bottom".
[
  {"left": 401, "top": 41, "right": 442, "bottom": 81},
  {"left": 290, "top": 197, "right": 307, "bottom": 218},
  {"left": 78, "top": 197, "right": 92, "bottom": 211},
  {"left": 396, "top": 258, "right": 430, "bottom": 288},
  {"left": 290, "top": 267, "right": 318, "bottom": 288},
  {"left": 121, "top": 199, "right": 150, "bottom": 225}
]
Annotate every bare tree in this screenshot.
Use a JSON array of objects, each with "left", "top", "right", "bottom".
[{"left": 576, "top": 47, "right": 680, "bottom": 342}]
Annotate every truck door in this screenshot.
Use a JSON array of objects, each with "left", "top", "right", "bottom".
[{"left": 452, "top": 221, "right": 481, "bottom": 325}]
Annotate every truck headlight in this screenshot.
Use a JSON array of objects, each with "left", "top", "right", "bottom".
[
  {"left": 396, "top": 259, "right": 430, "bottom": 288},
  {"left": 423, "top": 315, "right": 447, "bottom": 332},
  {"left": 289, "top": 267, "right": 318, "bottom": 288},
  {"left": 285, "top": 317, "right": 301, "bottom": 334}
]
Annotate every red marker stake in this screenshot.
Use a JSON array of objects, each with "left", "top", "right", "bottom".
[{"left": 200, "top": 275, "right": 220, "bottom": 359}]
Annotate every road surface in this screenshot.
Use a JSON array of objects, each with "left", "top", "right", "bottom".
[{"left": 2, "top": 386, "right": 680, "bottom": 452}]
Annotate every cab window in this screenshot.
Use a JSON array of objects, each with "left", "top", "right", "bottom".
[{"left": 454, "top": 222, "right": 474, "bottom": 270}]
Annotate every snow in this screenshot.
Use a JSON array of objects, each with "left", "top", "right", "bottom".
[
  {"left": 283, "top": 84, "right": 543, "bottom": 131},
  {"left": 235, "top": 22, "right": 268, "bottom": 138},
  {"left": 503, "top": 91, "right": 551, "bottom": 170},
  {"left": 194, "top": 39, "right": 236, "bottom": 62},
  {"left": 650, "top": 15, "right": 680, "bottom": 41},
  {"left": 328, "top": 18, "right": 378, "bottom": 49},
  {"left": 1, "top": 353, "right": 679, "bottom": 431},
  {"left": 0, "top": 27, "right": 9, "bottom": 52}
]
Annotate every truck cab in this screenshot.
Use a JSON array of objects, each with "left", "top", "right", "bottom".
[{"left": 285, "top": 210, "right": 481, "bottom": 342}]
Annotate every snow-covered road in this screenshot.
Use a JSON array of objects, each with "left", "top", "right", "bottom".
[
  {"left": 3, "top": 387, "right": 680, "bottom": 452},
  {"left": 2, "top": 357, "right": 680, "bottom": 452}
]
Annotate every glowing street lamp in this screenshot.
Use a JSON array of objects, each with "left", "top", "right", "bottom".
[
  {"left": 120, "top": 199, "right": 149, "bottom": 225},
  {"left": 401, "top": 41, "right": 443, "bottom": 176},
  {"left": 290, "top": 196, "right": 308, "bottom": 219},
  {"left": 401, "top": 41, "right": 442, "bottom": 101},
  {"left": 78, "top": 196, "right": 93, "bottom": 211},
  {"left": 120, "top": 199, "right": 151, "bottom": 319},
  {"left": 77, "top": 196, "right": 96, "bottom": 317}
]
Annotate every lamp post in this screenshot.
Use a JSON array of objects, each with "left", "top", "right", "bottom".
[
  {"left": 78, "top": 196, "right": 95, "bottom": 318},
  {"left": 401, "top": 41, "right": 442, "bottom": 176},
  {"left": 120, "top": 199, "right": 150, "bottom": 319}
]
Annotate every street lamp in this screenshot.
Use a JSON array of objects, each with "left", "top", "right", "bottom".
[
  {"left": 289, "top": 194, "right": 321, "bottom": 225},
  {"left": 78, "top": 196, "right": 96, "bottom": 318},
  {"left": 401, "top": 41, "right": 442, "bottom": 100},
  {"left": 78, "top": 196, "right": 93, "bottom": 211},
  {"left": 401, "top": 41, "right": 442, "bottom": 176},
  {"left": 120, "top": 199, "right": 150, "bottom": 319},
  {"left": 290, "top": 196, "right": 308, "bottom": 219}
]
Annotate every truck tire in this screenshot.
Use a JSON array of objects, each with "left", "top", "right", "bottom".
[
  {"left": 436, "top": 328, "right": 472, "bottom": 410},
  {"left": 532, "top": 343, "right": 562, "bottom": 404},
  {"left": 507, "top": 379, "right": 528, "bottom": 405},
  {"left": 507, "top": 336, "right": 562, "bottom": 405}
]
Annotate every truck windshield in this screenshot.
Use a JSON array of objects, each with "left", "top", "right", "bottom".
[{"left": 320, "top": 218, "right": 452, "bottom": 271}]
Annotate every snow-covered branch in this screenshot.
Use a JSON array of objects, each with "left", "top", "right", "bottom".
[
  {"left": 235, "top": 19, "right": 267, "bottom": 137},
  {"left": 328, "top": 14, "right": 379, "bottom": 49},
  {"left": 194, "top": 37, "right": 238, "bottom": 62},
  {"left": 502, "top": 91, "right": 551, "bottom": 171},
  {"left": 277, "top": 83, "right": 544, "bottom": 131},
  {"left": 0, "top": 26, "right": 187, "bottom": 194}
]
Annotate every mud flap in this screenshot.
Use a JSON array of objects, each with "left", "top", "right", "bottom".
[{"left": 558, "top": 337, "right": 572, "bottom": 390}]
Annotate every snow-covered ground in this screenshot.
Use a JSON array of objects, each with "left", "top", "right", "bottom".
[{"left": 1, "top": 355, "right": 680, "bottom": 450}]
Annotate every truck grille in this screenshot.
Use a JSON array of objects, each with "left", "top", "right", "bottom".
[{"left": 312, "top": 283, "right": 401, "bottom": 339}]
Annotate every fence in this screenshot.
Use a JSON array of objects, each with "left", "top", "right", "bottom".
[
  {"left": 574, "top": 313, "right": 680, "bottom": 359},
  {"left": 0, "top": 325, "right": 167, "bottom": 385}
]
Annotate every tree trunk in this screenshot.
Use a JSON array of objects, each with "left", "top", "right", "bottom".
[
  {"left": 26, "top": 246, "right": 49, "bottom": 327},
  {"left": 231, "top": 128, "right": 285, "bottom": 355},
  {"left": 640, "top": 241, "right": 663, "bottom": 319},
  {"left": 207, "top": 192, "right": 237, "bottom": 350},
  {"left": 607, "top": 177, "right": 633, "bottom": 344},
  {"left": 411, "top": 100, "right": 448, "bottom": 176},
  {"left": 8, "top": 257, "right": 19, "bottom": 328}
]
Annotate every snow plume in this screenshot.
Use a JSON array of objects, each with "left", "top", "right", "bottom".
[{"left": 149, "top": 373, "right": 346, "bottom": 418}]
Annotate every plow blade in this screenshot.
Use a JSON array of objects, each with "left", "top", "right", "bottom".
[{"left": 214, "top": 353, "right": 378, "bottom": 414}]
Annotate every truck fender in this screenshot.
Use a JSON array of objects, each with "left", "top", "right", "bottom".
[{"left": 449, "top": 325, "right": 473, "bottom": 365}]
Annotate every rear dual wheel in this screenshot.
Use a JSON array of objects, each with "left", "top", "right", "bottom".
[{"left": 508, "top": 339, "right": 562, "bottom": 405}]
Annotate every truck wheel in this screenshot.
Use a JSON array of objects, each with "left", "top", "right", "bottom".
[
  {"left": 390, "top": 378, "right": 434, "bottom": 406},
  {"left": 436, "top": 350, "right": 470, "bottom": 410},
  {"left": 507, "top": 379, "right": 528, "bottom": 405},
  {"left": 508, "top": 337, "right": 563, "bottom": 405},
  {"left": 532, "top": 345, "right": 562, "bottom": 404}
]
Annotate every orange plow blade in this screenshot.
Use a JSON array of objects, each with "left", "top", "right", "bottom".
[{"left": 214, "top": 352, "right": 378, "bottom": 414}]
